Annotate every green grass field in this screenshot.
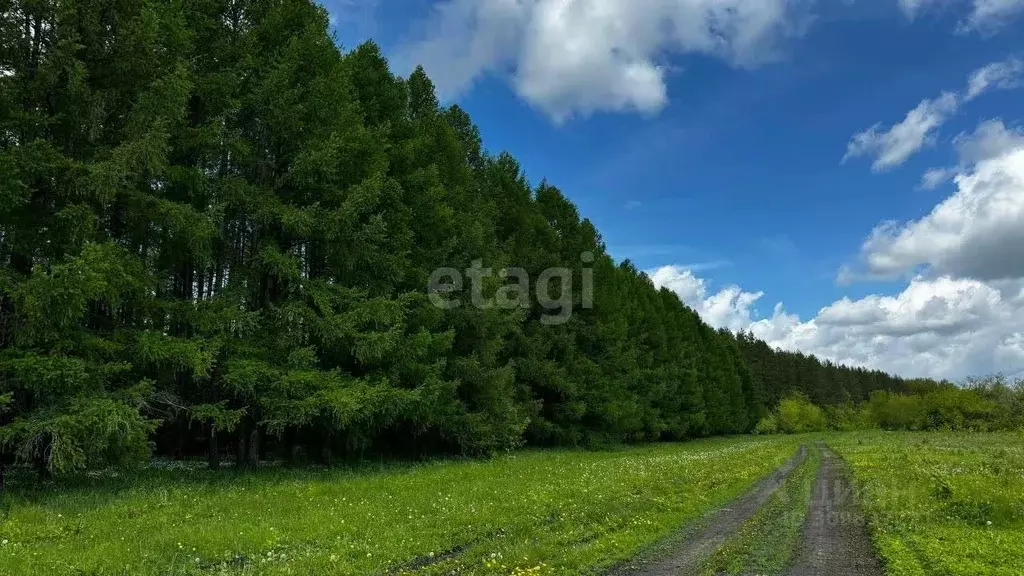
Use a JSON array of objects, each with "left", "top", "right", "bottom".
[
  {"left": 829, "top": 431, "right": 1024, "bottom": 576},
  {"left": 1, "top": 432, "right": 1020, "bottom": 575},
  {"left": 0, "top": 436, "right": 802, "bottom": 576}
]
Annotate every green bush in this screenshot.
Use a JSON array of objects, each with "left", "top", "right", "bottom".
[
  {"left": 868, "top": 391, "right": 928, "bottom": 430},
  {"left": 776, "top": 393, "right": 827, "bottom": 433},
  {"left": 752, "top": 413, "right": 779, "bottom": 435},
  {"left": 866, "top": 386, "right": 1005, "bottom": 432},
  {"left": 754, "top": 378, "right": 1024, "bottom": 437},
  {"left": 825, "top": 402, "right": 874, "bottom": 431},
  {"left": 758, "top": 392, "right": 827, "bottom": 435},
  {"left": 968, "top": 375, "right": 1024, "bottom": 430}
]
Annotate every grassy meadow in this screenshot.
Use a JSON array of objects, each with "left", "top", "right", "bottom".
[
  {"left": 0, "top": 436, "right": 802, "bottom": 576},
  {"left": 829, "top": 431, "right": 1024, "bottom": 576},
  {"left": 1, "top": 431, "right": 1021, "bottom": 575}
]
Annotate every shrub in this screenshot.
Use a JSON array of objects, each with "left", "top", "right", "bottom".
[
  {"left": 776, "top": 393, "right": 827, "bottom": 433},
  {"left": 825, "top": 402, "right": 874, "bottom": 431},
  {"left": 753, "top": 413, "right": 779, "bottom": 435},
  {"left": 759, "top": 392, "right": 827, "bottom": 434},
  {"left": 868, "top": 391, "right": 928, "bottom": 431},
  {"left": 866, "top": 385, "right": 1007, "bottom": 432}
]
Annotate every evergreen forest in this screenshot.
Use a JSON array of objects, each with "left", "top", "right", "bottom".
[{"left": 1, "top": 0, "right": 948, "bottom": 478}]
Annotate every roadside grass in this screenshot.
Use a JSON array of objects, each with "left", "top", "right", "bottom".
[
  {"left": 0, "top": 436, "right": 802, "bottom": 575},
  {"left": 697, "top": 443, "right": 821, "bottom": 575},
  {"left": 827, "top": 431, "right": 1024, "bottom": 576}
]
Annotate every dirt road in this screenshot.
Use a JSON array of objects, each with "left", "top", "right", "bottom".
[
  {"left": 613, "top": 443, "right": 883, "bottom": 576},
  {"left": 610, "top": 445, "right": 808, "bottom": 576},
  {"left": 785, "top": 447, "right": 883, "bottom": 576}
]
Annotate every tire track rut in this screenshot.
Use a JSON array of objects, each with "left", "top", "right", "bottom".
[
  {"left": 785, "top": 445, "right": 883, "bottom": 576},
  {"left": 610, "top": 445, "right": 808, "bottom": 576}
]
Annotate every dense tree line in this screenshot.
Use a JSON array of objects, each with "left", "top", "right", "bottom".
[
  {"left": 0, "top": 0, "right": 931, "bottom": 478},
  {"left": 734, "top": 331, "right": 909, "bottom": 409}
]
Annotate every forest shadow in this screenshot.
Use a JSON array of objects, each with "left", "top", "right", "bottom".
[{"left": 0, "top": 453, "right": 469, "bottom": 510}]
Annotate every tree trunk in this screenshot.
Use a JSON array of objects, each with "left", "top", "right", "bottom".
[
  {"left": 283, "top": 428, "right": 299, "bottom": 467},
  {"left": 321, "top": 432, "right": 333, "bottom": 467},
  {"left": 34, "top": 454, "right": 49, "bottom": 481},
  {"left": 235, "top": 419, "right": 249, "bottom": 469},
  {"left": 249, "top": 425, "right": 261, "bottom": 466},
  {"left": 235, "top": 416, "right": 261, "bottom": 469},
  {"left": 207, "top": 422, "right": 220, "bottom": 469},
  {"left": 173, "top": 424, "right": 185, "bottom": 460}
]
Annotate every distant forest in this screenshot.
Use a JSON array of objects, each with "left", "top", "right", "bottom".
[{"left": 0, "top": 0, "right": 934, "bottom": 477}]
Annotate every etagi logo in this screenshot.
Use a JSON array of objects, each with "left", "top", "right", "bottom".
[{"left": 427, "top": 252, "right": 595, "bottom": 325}]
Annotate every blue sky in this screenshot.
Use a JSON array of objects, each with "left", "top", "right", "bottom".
[{"left": 323, "top": 0, "right": 1024, "bottom": 380}]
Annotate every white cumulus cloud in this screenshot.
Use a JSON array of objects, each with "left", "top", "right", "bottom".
[
  {"left": 844, "top": 56, "right": 1023, "bottom": 172},
  {"left": 647, "top": 265, "right": 765, "bottom": 332},
  {"left": 919, "top": 166, "right": 958, "bottom": 189},
  {"left": 393, "top": 0, "right": 532, "bottom": 102},
  {"left": 757, "top": 276, "right": 1024, "bottom": 379},
  {"left": 964, "top": 0, "right": 1024, "bottom": 30},
  {"left": 965, "top": 56, "right": 1024, "bottom": 101},
  {"left": 653, "top": 124, "right": 1024, "bottom": 379},
  {"left": 898, "top": 0, "right": 938, "bottom": 19},
  {"left": 953, "top": 117, "right": 1024, "bottom": 163},
  {"left": 843, "top": 92, "right": 959, "bottom": 171},
  {"left": 650, "top": 266, "right": 1024, "bottom": 380},
  {"left": 395, "top": 0, "right": 809, "bottom": 121},
  {"left": 897, "top": 0, "right": 1024, "bottom": 30},
  {"left": 860, "top": 121, "right": 1024, "bottom": 281}
]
